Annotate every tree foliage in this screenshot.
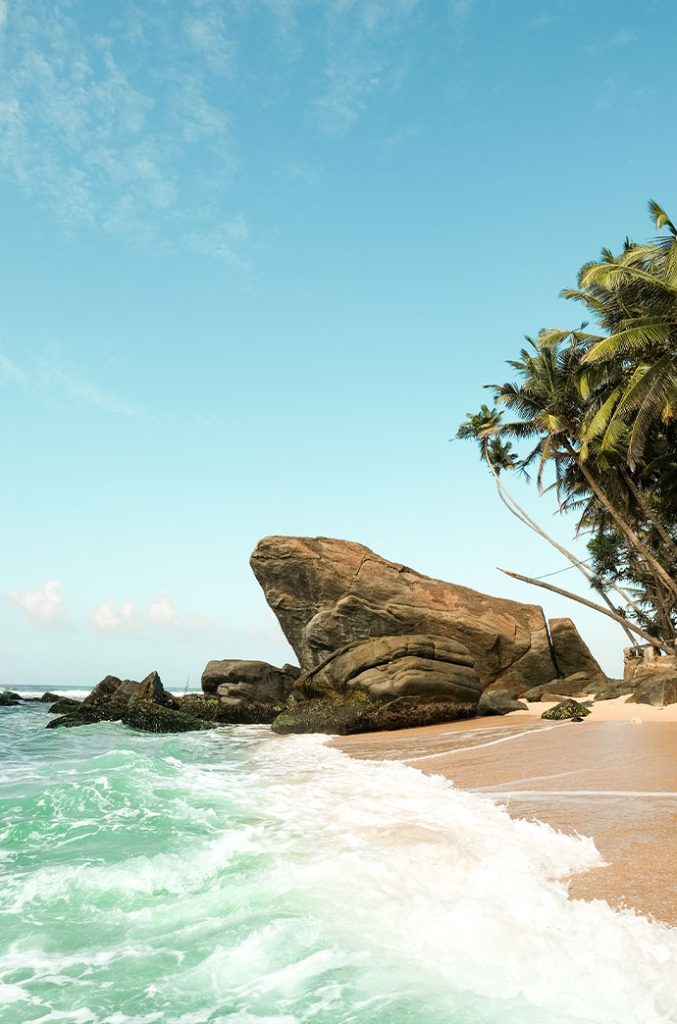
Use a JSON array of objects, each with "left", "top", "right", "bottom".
[{"left": 458, "top": 201, "right": 677, "bottom": 646}]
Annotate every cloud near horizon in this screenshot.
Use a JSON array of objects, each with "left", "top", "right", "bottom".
[
  {"left": 89, "top": 594, "right": 207, "bottom": 635},
  {"left": 8, "top": 580, "right": 70, "bottom": 626}
]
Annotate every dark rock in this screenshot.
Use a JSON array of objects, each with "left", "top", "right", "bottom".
[
  {"left": 48, "top": 697, "right": 82, "bottom": 715},
  {"left": 477, "top": 691, "right": 528, "bottom": 716},
  {"left": 40, "top": 692, "right": 63, "bottom": 703},
  {"left": 46, "top": 708, "right": 104, "bottom": 729},
  {"left": 541, "top": 699, "right": 592, "bottom": 721},
  {"left": 123, "top": 700, "right": 213, "bottom": 733},
  {"left": 79, "top": 675, "right": 135, "bottom": 722},
  {"left": 0, "top": 690, "right": 22, "bottom": 706},
  {"left": 548, "top": 618, "right": 607, "bottom": 684},
  {"left": 592, "top": 679, "right": 634, "bottom": 701},
  {"left": 627, "top": 677, "right": 677, "bottom": 707},
  {"left": 128, "top": 670, "right": 168, "bottom": 706},
  {"left": 522, "top": 673, "right": 598, "bottom": 702},
  {"left": 175, "top": 693, "right": 280, "bottom": 725},
  {"left": 250, "top": 536, "right": 557, "bottom": 692},
  {"left": 272, "top": 692, "right": 477, "bottom": 736},
  {"left": 47, "top": 671, "right": 216, "bottom": 733}
]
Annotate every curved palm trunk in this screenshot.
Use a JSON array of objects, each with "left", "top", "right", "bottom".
[
  {"left": 486, "top": 458, "right": 640, "bottom": 642},
  {"left": 498, "top": 568, "right": 674, "bottom": 655},
  {"left": 563, "top": 439, "right": 677, "bottom": 599}
]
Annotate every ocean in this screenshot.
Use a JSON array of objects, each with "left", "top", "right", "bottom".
[{"left": 1, "top": 687, "right": 676, "bottom": 1024}]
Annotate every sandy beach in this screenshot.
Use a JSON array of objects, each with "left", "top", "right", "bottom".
[{"left": 333, "top": 697, "right": 677, "bottom": 926}]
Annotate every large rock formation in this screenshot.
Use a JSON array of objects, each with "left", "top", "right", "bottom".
[{"left": 251, "top": 535, "right": 558, "bottom": 692}]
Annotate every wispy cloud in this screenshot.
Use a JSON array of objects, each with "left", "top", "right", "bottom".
[
  {"left": 44, "top": 363, "right": 141, "bottom": 416},
  {"left": 585, "top": 30, "right": 636, "bottom": 56},
  {"left": 0, "top": 0, "right": 470, "bottom": 255},
  {"left": 0, "top": 352, "right": 29, "bottom": 384},
  {"left": 0, "top": 347, "right": 142, "bottom": 416},
  {"left": 529, "top": 12, "right": 558, "bottom": 29},
  {"left": 0, "top": 1, "right": 235, "bottom": 248},
  {"left": 313, "top": 1, "right": 425, "bottom": 135},
  {"left": 9, "top": 580, "right": 71, "bottom": 627},
  {"left": 186, "top": 214, "right": 252, "bottom": 268}
]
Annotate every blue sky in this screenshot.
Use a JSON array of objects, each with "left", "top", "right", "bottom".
[{"left": 1, "top": 0, "right": 675, "bottom": 687}]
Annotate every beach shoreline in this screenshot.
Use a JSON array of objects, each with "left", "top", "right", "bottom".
[{"left": 332, "top": 697, "right": 677, "bottom": 927}]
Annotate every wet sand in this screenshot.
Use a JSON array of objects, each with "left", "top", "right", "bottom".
[{"left": 333, "top": 701, "right": 677, "bottom": 926}]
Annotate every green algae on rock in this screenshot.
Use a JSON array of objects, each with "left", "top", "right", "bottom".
[{"left": 541, "top": 699, "right": 592, "bottom": 721}]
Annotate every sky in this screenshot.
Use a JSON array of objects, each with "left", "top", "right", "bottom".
[{"left": 1, "top": 0, "right": 676, "bottom": 688}]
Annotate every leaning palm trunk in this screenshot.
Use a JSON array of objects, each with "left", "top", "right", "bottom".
[
  {"left": 563, "top": 439, "right": 677, "bottom": 599},
  {"left": 498, "top": 568, "right": 674, "bottom": 655},
  {"left": 486, "top": 457, "right": 639, "bottom": 643}
]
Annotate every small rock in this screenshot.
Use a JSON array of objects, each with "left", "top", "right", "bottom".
[{"left": 541, "top": 699, "right": 591, "bottom": 721}]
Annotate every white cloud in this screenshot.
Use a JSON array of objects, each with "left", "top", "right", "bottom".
[
  {"left": 9, "top": 579, "right": 70, "bottom": 626},
  {"left": 90, "top": 599, "right": 139, "bottom": 633},
  {"left": 148, "top": 595, "right": 180, "bottom": 626},
  {"left": 90, "top": 594, "right": 205, "bottom": 635}
]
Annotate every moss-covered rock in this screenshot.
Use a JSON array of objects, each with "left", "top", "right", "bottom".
[
  {"left": 122, "top": 699, "right": 214, "bottom": 733},
  {"left": 178, "top": 693, "right": 283, "bottom": 725},
  {"left": 46, "top": 707, "right": 106, "bottom": 729},
  {"left": 272, "top": 691, "right": 476, "bottom": 736},
  {"left": 541, "top": 699, "right": 591, "bottom": 721}
]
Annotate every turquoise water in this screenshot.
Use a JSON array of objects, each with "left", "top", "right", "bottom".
[{"left": 1, "top": 691, "right": 676, "bottom": 1024}]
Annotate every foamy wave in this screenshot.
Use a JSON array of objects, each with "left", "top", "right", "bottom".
[
  {"left": 1, "top": 725, "right": 675, "bottom": 1024},
  {"left": 243, "top": 734, "right": 677, "bottom": 1023}
]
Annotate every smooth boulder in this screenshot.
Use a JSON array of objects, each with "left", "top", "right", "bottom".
[
  {"left": 478, "top": 691, "right": 528, "bottom": 716},
  {"left": 522, "top": 672, "right": 598, "bottom": 702},
  {"left": 201, "top": 659, "right": 300, "bottom": 723},
  {"left": 271, "top": 633, "right": 482, "bottom": 735},
  {"left": 627, "top": 677, "right": 677, "bottom": 707}
]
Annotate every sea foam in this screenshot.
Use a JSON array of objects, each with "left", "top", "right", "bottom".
[{"left": 0, "top": 716, "right": 675, "bottom": 1024}]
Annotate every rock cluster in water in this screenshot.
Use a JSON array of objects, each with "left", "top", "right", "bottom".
[{"left": 42, "top": 669, "right": 291, "bottom": 733}]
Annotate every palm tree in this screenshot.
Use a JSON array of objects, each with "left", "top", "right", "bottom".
[
  {"left": 488, "top": 337, "right": 677, "bottom": 600},
  {"left": 576, "top": 201, "right": 677, "bottom": 471}
]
